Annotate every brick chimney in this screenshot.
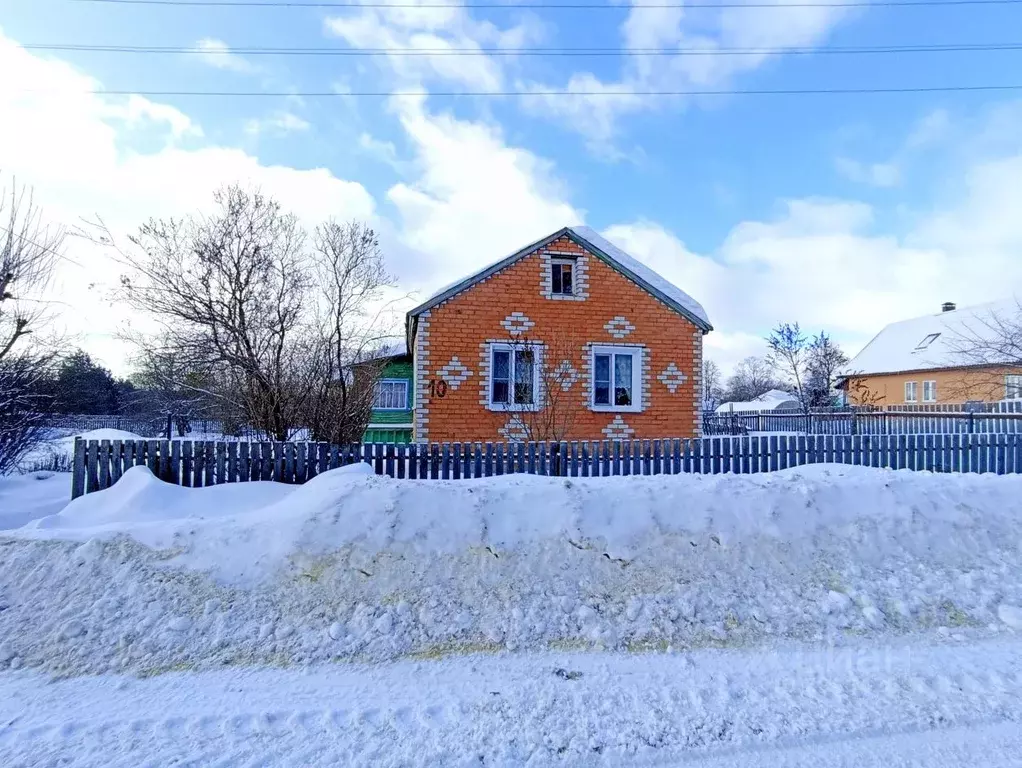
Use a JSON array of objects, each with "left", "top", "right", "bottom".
[{"left": 942, "top": 301, "right": 956, "bottom": 313}]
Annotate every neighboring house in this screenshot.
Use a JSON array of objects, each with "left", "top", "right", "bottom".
[
  {"left": 839, "top": 299, "right": 1022, "bottom": 406},
  {"left": 363, "top": 351, "right": 414, "bottom": 443},
  {"left": 405, "top": 225, "right": 712, "bottom": 443},
  {"left": 715, "top": 389, "right": 799, "bottom": 414}
]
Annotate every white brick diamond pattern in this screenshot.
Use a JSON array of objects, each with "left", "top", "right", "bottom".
[
  {"left": 437, "top": 356, "right": 472, "bottom": 391},
  {"left": 500, "top": 311, "right": 535, "bottom": 336},
  {"left": 498, "top": 415, "right": 529, "bottom": 442},
  {"left": 602, "top": 415, "right": 635, "bottom": 439},
  {"left": 604, "top": 316, "right": 636, "bottom": 339},
  {"left": 658, "top": 362, "right": 688, "bottom": 394},
  {"left": 551, "top": 359, "right": 579, "bottom": 391}
]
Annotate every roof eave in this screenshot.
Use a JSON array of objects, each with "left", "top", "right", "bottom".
[{"left": 565, "top": 229, "right": 714, "bottom": 332}]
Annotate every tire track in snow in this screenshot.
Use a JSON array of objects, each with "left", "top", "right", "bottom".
[{"left": 2, "top": 638, "right": 1022, "bottom": 766}]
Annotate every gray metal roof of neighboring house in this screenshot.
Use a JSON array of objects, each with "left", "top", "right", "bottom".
[
  {"left": 841, "top": 297, "right": 1022, "bottom": 377},
  {"left": 406, "top": 226, "right": 712, "bottom": 332}
]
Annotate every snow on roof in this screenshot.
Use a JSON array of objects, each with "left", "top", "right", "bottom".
[
  {"left": 843, "top": 298, "right": 1022, "bottom": 377},
  {"left": 568, "top": 226, "right": 712, "bottom": 329},
  {"left": 715, "top": 389, "right": 799, "bottom": 413},
  {"left": 409, "top": 226, "right": 711, "bottom": 330}
]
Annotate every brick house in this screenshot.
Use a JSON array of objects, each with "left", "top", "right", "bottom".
[{"left": 405, "top": 226, "right": 712, "bottom": 443}]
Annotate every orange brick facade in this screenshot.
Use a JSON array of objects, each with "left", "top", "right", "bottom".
[{"left": 411, "top": 236, "right": 706, "bottom": 442}]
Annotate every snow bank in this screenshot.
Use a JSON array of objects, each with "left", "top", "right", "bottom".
[
  {"left": 3, "top": 465, "right": 1022, "bottom": 677},
  {"left": 0, "top": 472, "right": 70, "bottom": 529}
]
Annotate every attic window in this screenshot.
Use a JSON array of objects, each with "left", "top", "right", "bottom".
[
  {"left": 914, "top": 333, "right": 940, "bottom": 351},
  {"left": 550, "top": 259, "right": 574, "bottom": 296}
]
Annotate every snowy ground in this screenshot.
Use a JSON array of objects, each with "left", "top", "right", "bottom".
[
  {"left": 2, "top": 636, "right": 1021, "bottom": 766},
  {"left": 2, "top": 464, "right": 1022, "bottom": 765}
]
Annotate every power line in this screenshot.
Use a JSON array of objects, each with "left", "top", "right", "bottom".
[
  {"left": 12, "top": 83, "right": 1022, "bottom": 96},
  {"left": 54, "top": 0, "right": 1022, "bottom": 9},
  {"left": 21, "top": 41, "right": 1022, "bottom": 56}
]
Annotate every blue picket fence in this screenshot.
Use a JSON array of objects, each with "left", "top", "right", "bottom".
[
  {"left": 703, "top": 410, "right": 1022, "bottom": 436},
  {"left": 71, "top": 433, "right": 1022, "bottom": 497}
]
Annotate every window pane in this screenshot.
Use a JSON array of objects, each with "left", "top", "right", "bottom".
[
  {"left": 561, "top": 264, "right": 573, "bottom": 294},
  {"left": 514, "top": 349, "right": 535, "bottom": 404},
  {"left": 492, "top": 350, "right": 511, "bottom": 404},
  {"left": 594, "top": 354, "right": 611, "bottom": 405},
  {"left": 551, "top": 264, "right": 562, "bottom": 294},
  {"left": 614, "top": 354, "right": 633, "bottom": 406}
]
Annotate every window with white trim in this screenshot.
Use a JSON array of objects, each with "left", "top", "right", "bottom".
[
  {"left": 914, "top": 333, "right": 941, "bottom": 351},
  {"left": 489, "top": 343, "right": 539, "bottom": 410},
  {"left": 550, "top": 258, "right": 574, "bottom": 296},
  {"left": 373, "top": 379, "right": 408, "bottom": 410},
  {"left": 591, "top": 345, "right": 642, "bottom": 412},
  {"left": 904, "top": 381, "right": 918, "bottom": 403},
  {"left": 1007, "top": 374, "right": 1022, "bottom": 400},
  {"left": 923, "top": 380, "right": 937, "bottom": 402}
]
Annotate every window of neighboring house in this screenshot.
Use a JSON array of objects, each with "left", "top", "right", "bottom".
[
  {"left": 1007, "top": 374, "right": 1022, "bottom": 400},
  {"left": 591, "top": 345, "right": 642, "bottom": 412},
  {"left": 550, "top": 259, "right": 574, "bottom": 296},
  {"left": 489, "top": 344, "right": 539, "bottom": 409},
  {"left": 373, "top": 379, "right": 408, "bottom": 410},
  {"left": 904, "top": 381, "right": 918, "bottom": 403},
  {"left": 914, "top": 333, "right": 941, "bottom": 351},
  {"left": 923, "top": 380, "right": 937, "bottom": 402}
]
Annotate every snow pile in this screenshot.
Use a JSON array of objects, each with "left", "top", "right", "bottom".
[
  {"left": 2, "top": 465, "right": 1022, "bottom": 677},
  {"left": 0, "top": 472, "right": 70, "bottom": 529}
]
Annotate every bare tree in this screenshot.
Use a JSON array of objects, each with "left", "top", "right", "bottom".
[
  {"left": 943, "top": 300, "right": 1022, "bottom": 402},
  {"left": 702, "top": 359, "right": 724, "bottom": 410},
  {"left": 303, "top": 221, "right": 396, "bottom": 443},
  {"left": 0, "top": 176, "right": 65, "bottom": 472},
  {"left": 722, "top": 356, "right": 786, "bottom": 404},
  {"left": 101, "top": 186, "right": 395, "bottom": 442},
  {"left": 500, "top": 335, "right": 586, "bottom": 443},
  {"left": 805, "top": 332, "right": 849, "bottom": 408},
  {"left": 843, "top": 374, "right": 885, "bottom": 409},
  {"left": 767, "top": 323, "right": 811, "bottom": 414},
  {"left": 1, "top": 175, "right": 64, "bottom": 362}
]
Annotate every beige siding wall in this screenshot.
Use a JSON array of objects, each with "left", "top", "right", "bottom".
[{"left": 846, "top": 366, "right": 1021, "bottom": 405}]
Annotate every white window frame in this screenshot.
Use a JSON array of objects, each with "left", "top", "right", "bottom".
[
  {"left": 1006, "top": 374, "right": 1022, "bottom": 400},
  {"left": 487, "top": 342, "right": 542, "bottom": 412},
  {"left": 922, "top": 380, "right": 937, "bottom": 402},
  {"left": 373, "top": 379, "right": 409, "bottom": 411},
  {"left": 914, "top": 333, "right": 941, "bottom": 351},
  {"left": 549, "top": 258, "right": 576, "bottom": 297},
  {"left": 590, "top": 344, "right": 642, "bottom": 413},
  {"left": 904, "top": 381, "right": 918, "bottom": 403}
]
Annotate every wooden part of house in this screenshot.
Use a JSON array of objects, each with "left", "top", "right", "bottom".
[
  {"left": 363, "top": 354, "right": 414, "bottom": 443},
  {"left": 845, "top": 366, "right": 1022, "bottom": 406}
]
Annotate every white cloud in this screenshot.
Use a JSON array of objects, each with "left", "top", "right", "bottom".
[
  {"left": 244, "top": 110, "right": 312, "bottom": 137},
  {"left": 524, "top": 0, "right": 851, "bottom": 149},
  {"left": 835, "top": 109, "right": 952, "bottom": 188},
  {"left": 0, "top": 31, "right": 373, "bottom": 374},
  {"left": 194, "top": 38, "right": 257, "bottom": 74},
  {"left": 384, "top": 96, "right": 582, "bottom": 290},
  {"left": 606, "top": 144, "right": 1022, "bottom": 375},
  {"left": 359, "top": 132, "right": 402, "bottom": 169},
  {"left": 324, "top": 0, "right": 544, "bottom": 92}
]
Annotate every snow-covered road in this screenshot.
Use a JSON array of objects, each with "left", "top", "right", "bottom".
[{"left": 3, "top": 635, "right": 1021, "bottom": 767}]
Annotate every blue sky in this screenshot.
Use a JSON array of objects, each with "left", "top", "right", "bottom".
[{"left": 2, "top": 0, "right": 1022, "bottom": 375}]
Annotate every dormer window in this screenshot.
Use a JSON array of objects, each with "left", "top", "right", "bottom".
[
  {"left": 550, "top": 259, "right": 574, "bottom": 296},
  {"left": 915, "top": 333, "right": 940, "bottom": 351}
]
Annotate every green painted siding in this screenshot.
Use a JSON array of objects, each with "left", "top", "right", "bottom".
[
  {"left": 364, "top": 358, "right": 413, "bottom": 442},
  {"left": 364, "top": 428, "right": 412, "bottom": 444}
]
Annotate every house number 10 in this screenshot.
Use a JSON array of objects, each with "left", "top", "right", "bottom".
[{"left": 428, "top": 379, "right": 449, "bottom": 398}]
